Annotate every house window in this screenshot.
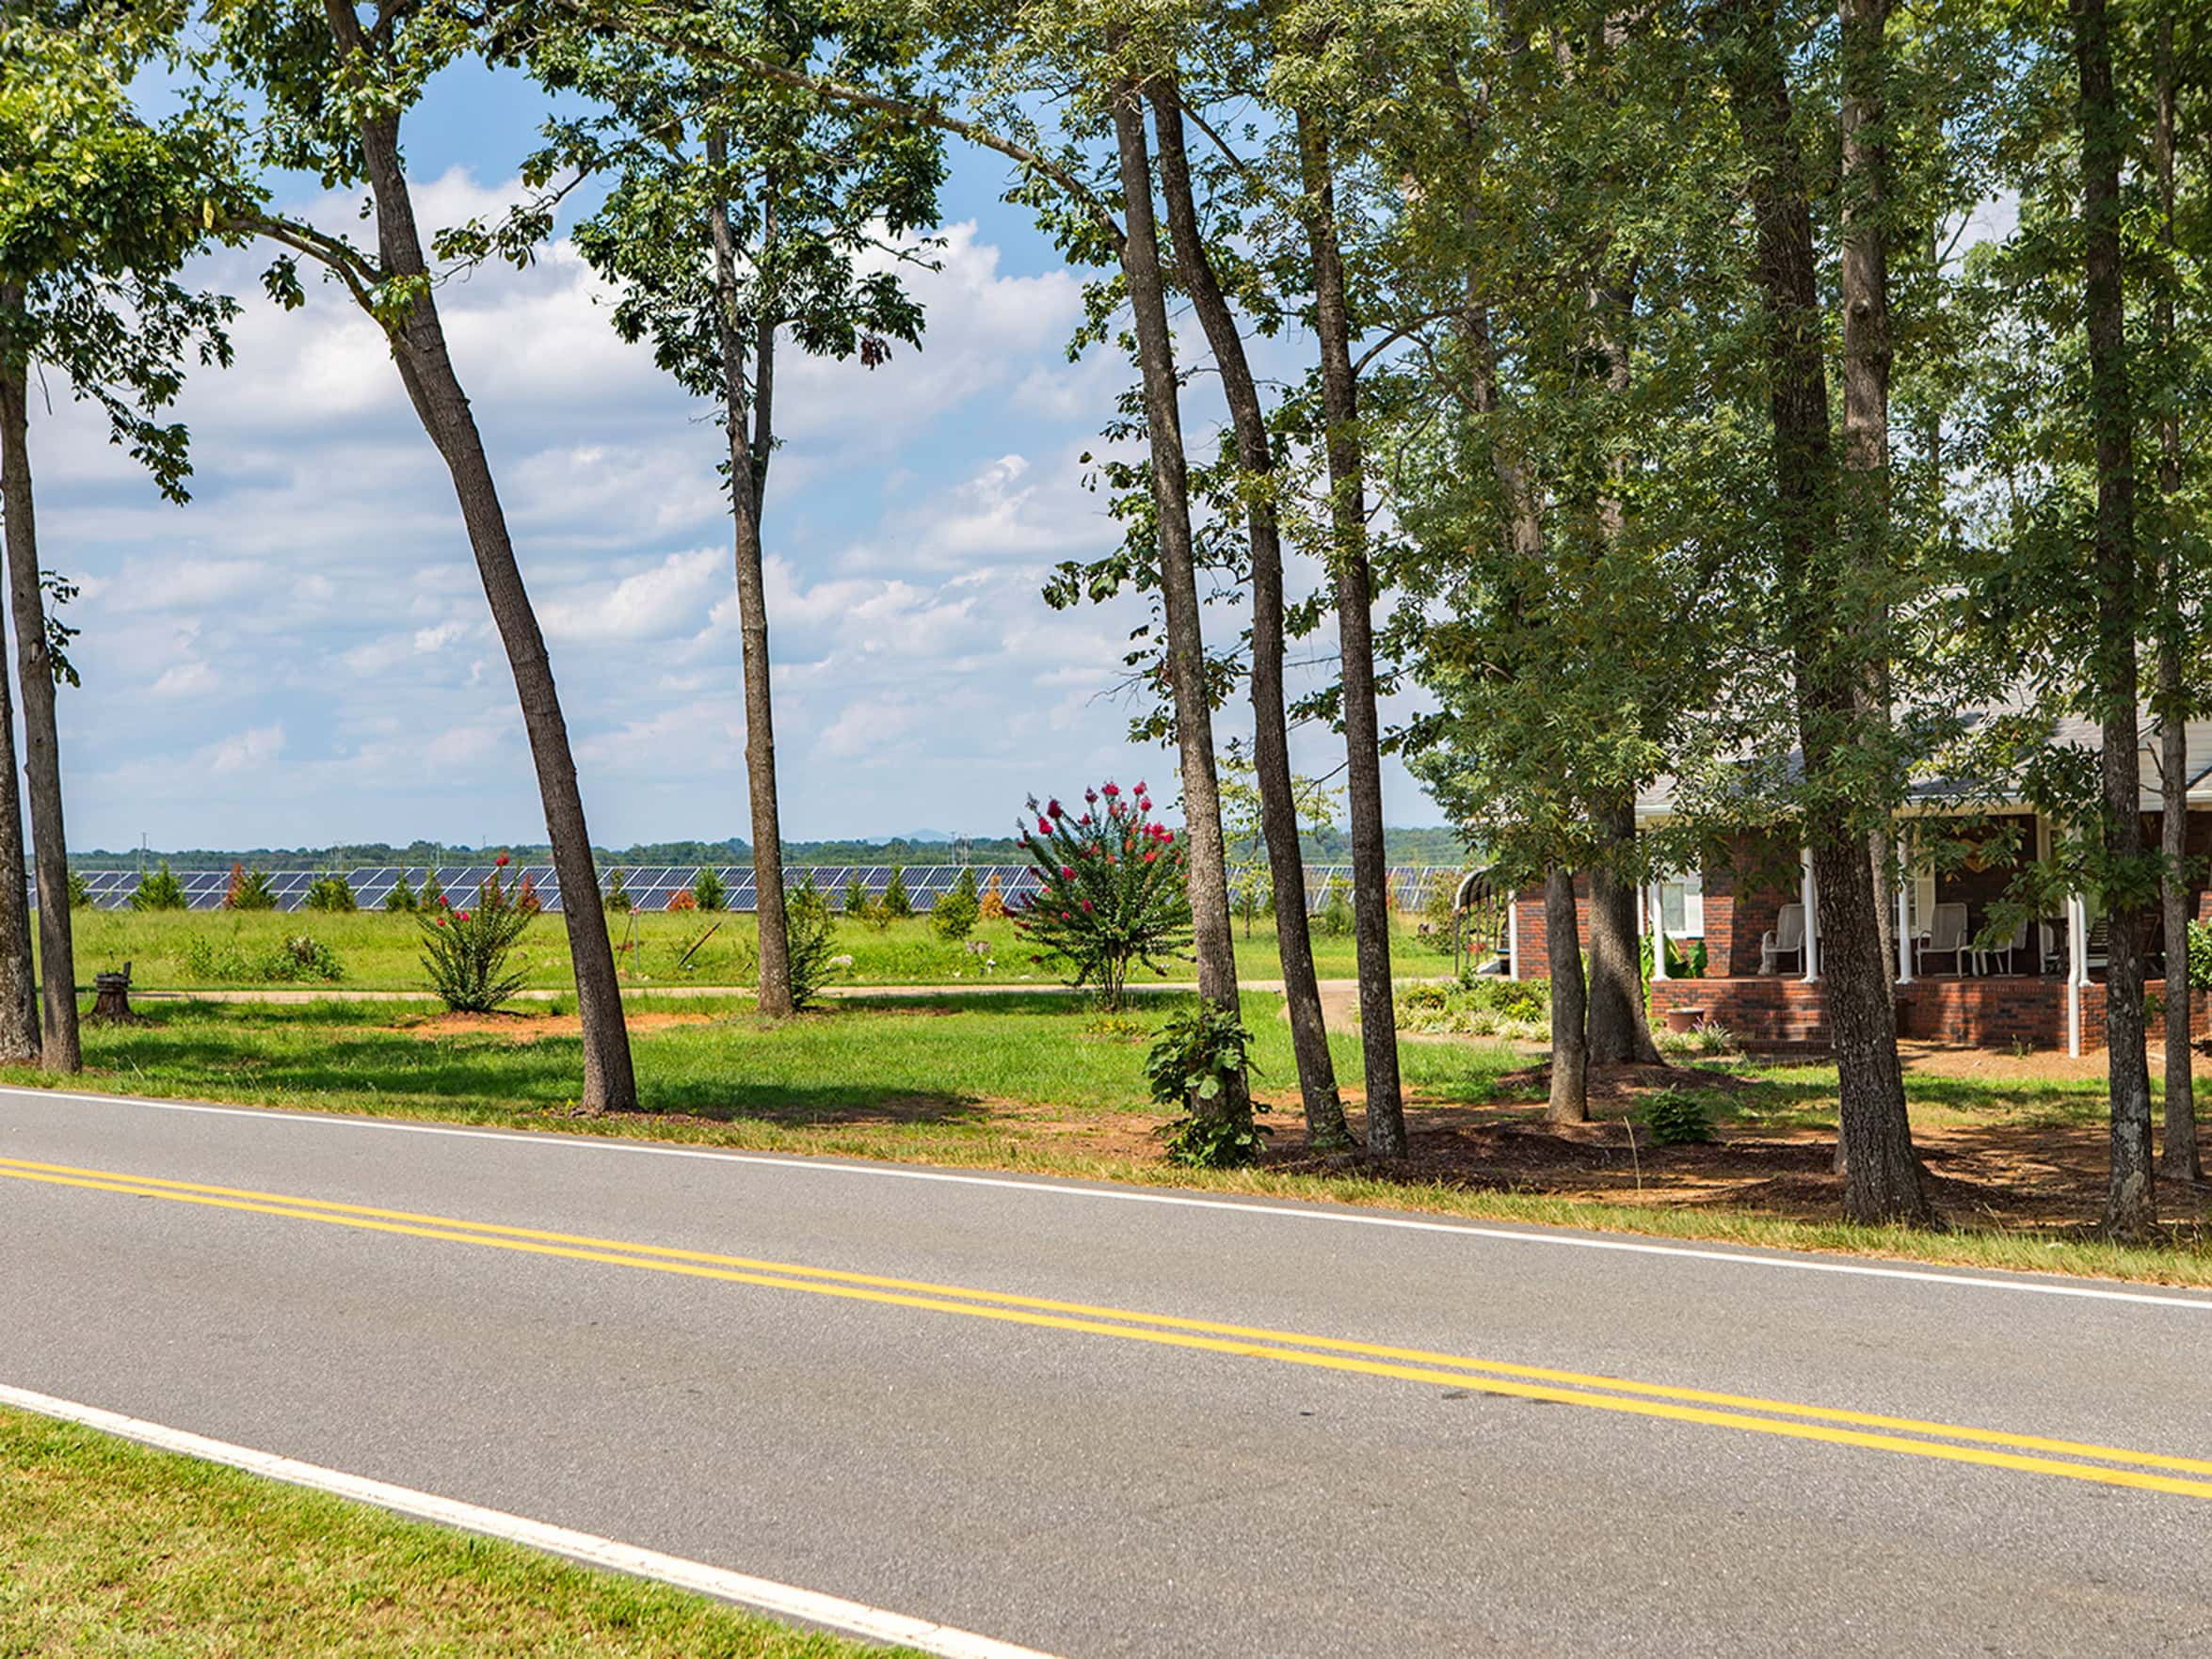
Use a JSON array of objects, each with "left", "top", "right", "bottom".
[{"left": 1659, "top": 870, "right": 1704, "bottom": 936}]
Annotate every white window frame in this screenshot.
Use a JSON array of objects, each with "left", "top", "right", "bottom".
[{"left": 1658, "top": 869, "right": 1705, "bottom": 937}]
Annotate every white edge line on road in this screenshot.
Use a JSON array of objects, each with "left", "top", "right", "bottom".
[
  {"left": 8, "top": 1083, "right": 2212, "bottom": 1314},
  {"left": 0, "top": 1381, "right": 1062, "bottom": 1659}
]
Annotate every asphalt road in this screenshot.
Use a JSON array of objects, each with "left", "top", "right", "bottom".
[{"left": 5, "top": 1084, "right": 2212, "bottom": 1657}]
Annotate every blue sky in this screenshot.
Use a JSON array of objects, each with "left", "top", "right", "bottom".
[{"left": 38, "top": 61, "right": 1434, "bottom": 852}]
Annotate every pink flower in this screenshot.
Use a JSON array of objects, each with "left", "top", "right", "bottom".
[
  {"left": 1038, "top": 817, "right": 1053, "bottom": 835},
  {"left": 1102, "top": 782, "right": 1120, "bottom": 797},
  {"left": 1084, "top": 788, "right": 1098, "bottom": 804},
  {"left": 1061, "top": 910, "right": 1071, "bottom": 920},
  {"left": 1047, "top": 799, "right": 1064, "bottom": 818},
  {"left": 1143, "top": 851, "right": 1157, "bottom": 863},
  {"left": 435, "top": 915, "right": 447, "bottom": 928},
  {"left": 1081, "top": 899, "right": 1093, "bottom": 912},
  {"left": 1134, "top": 780, "right": 1146, "bottom": 793},
  {"left": 1062, "top": 866, "right": 1075, "bottom": 879},
  {"left": 495, "top": 853, "right": 509, "bottom": 868},
  {"left": 458, "top": 911, "right": 471, "bottom": 922}
]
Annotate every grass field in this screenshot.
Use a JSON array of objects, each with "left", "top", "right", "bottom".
[
  {"left": 56, "top": 906, "right": 1451, "bottom": 993},
  {"left": 11, "top": 991, "right": 2212, "bottom": 1289},
  {"left": 0, "top": 1407, "right": 912, "bottom": 1657}
]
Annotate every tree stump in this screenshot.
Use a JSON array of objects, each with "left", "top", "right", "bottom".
[{"left": 88, "top": 963, "right": 144, "bottom": 1024}]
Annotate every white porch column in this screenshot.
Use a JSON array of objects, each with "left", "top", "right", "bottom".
[
  {"left": 1506, "top": 892, "right": 1522, "bottom": 981},
  {"left": 1800, "top": 847, "right": 1820, "bottom": 982},
  {"left": 1649, "top": 878, "right": 1670, "bottom": 982},
  {"left": 2066, "top": 893, "right": 2087, "bottom": 1058},
  {"left": 1896, "top": 879, "right": 1915, "bottom": 984}
]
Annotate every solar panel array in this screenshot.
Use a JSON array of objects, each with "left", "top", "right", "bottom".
[{"left": 61, "top": 864, "right": 1457, "bottom": 916}]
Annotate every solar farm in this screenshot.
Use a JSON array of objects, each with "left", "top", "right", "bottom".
[{"left": 72, "top": 863, "right": 1458, "bottom": 915}]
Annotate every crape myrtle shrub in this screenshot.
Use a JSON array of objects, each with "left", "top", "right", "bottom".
[
  {"left": 419, "top": 855, "right": 534, "bottom": 1013},
  {"left": 1015, "top": 781, "right": 1193, "bottom": 1009}
]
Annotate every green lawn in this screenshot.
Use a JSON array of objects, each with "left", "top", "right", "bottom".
[
  {"left": 24, "top": 991, "right": 1517, "bottom": 1135},
  {"left": 56, "top": 907, "right": 1451, "bottom": 994},
  {"left": 0, "top": 1407, "right": 913, "bottom": 1656}
]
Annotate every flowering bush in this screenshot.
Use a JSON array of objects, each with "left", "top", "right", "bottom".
[
  {"left": 418, "top": 856, "right": 534, "bottom": 1012},
  {"left": 667, "top": 887, "right": 698, "bottom": 912},
  {"left": 978, "top": 873, "right": 1006, "bottom": 921},
  {"left": 1015, "top": 780, "right": 1193, "bottom": 1009}
]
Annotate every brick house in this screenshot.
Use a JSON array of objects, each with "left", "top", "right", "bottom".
[{"left": 1484, "top": 720, "right": 2212, "bottom": 1055}]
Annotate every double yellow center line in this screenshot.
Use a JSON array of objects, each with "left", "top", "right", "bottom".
[{"left": 6, "top": 1152, "right": 2209, "bottom": 1501}]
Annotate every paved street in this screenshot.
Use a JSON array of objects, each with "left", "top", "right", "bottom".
[{"left": 5, "top": 1083, "right": 2211, "bottom": 1657}]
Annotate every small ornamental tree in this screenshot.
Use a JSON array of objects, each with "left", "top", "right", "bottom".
[
  {"left": 932, "top": 865, "right": 981, "bottom": 941},
  {"left": 384, "top": 872, "right": 420, "bottom": 913},
  {"left": 223, "top": 863, "right": 277, "bottom": 911},
  {"left": 65, "top": 868, "right": 89, "bottom": 909},
  {"left": 1015, "top": 781, "right": 1194, "bottom": 1010},
  {"left": 882, "top": 866, "right": 913, "bottom": 918},
  {"left": 694, "top": 867, "right": 727, "bottom": 912},
  {"left": 842, "top": 871, "right": 871, "bottom": 921},
  {"left": 785, "top": 873, "right": 838, "bottom": 1009},
  {"left": 418, "top": 855, "right": 533, "bottom": 1013},
  {"left": 978, "top": 873, "right": 1006, "bottom": 921},
  {"left": 305, "top": 873, "right": 356, "bottom": 913},
  {"left": 602, "top": 867, "right": 632, "bottom": 913},
  {"left": 131, "top": 861, "right": 186, "bottom": 911},
  {"left": 419, "top": 869, "right": 445, "bottom": 911},
  {"left": 515, "top": 872, "right": 543, "bottom": 916}
]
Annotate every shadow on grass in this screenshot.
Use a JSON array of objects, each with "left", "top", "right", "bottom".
[{"left": 68, "top": 1017, "right": 990, "bottom": 1129}]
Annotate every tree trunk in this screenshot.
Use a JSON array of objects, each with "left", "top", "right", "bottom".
[
  {"left": 333, "top": 9, "right": 635, "bottom": 1112},
  {"left": 1840, "top": 0, "right": 1899, "bottom": 1013},
  {"left": 2153, "top": 20, "right": 2197, "bottom": 1184},
  {"left": 1146, "top": 79, "right": 1346, "bottom": 1147},
  {"left": 0, "top": 302, "right": 75, "bottom": 1067},
  {"left": 1546, "top": 869, "right": 1589, "bottom": 1123},
  {"left": 1297, "top": 108, "right": 1403, "bottom": 1158},
  {"left": 705, "top": 130, "right": 793, "bottom": 1019},
  {"left": 1108, "top": 80, "right": 1245, "bottom": 1125},
  {"left": 1722, "top": 0, "right": 1928, "bottom": 1223},
  {"left": 2071, "top": 0, "right": 2155, "bottom": 1237},
  {"left": 0, "top": 341, "right": 38, "bottom": 1061},
  {"left": 1585, "top": 794, "right": 1659, "bottom": 1064}
]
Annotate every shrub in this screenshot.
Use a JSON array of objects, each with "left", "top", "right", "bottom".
[
  {"left": 419, "top": 869, "right": 445, "bottom": 910},
  {"left": 1314, "top": 875, "right": 1354, "bottom": 937},
  {"left": 2189, "top": 920, "right": 2212, "bottom": 994},
  {"left": 602, "top": 867, "right": 632, "bottom": 914},
  {"left": 223, "top": 863, "right": 277, "bottom": 911},
  {"left": 183, "top": 931, "right": 344, "bottom": 984},
  {"left": 667, "top": 887, "right": 698, "bottom": 912},
  {"left": 515, "top": 872, "right": 542, "bottom": 915},
  {"left": 785, "top": 875, "right": 838, "bottom": 1009},
  {"left": 842, "top": 872, "right": 873, "bottom": 921},
  {"left": 694, "top": 867, "right": 727, "bottom": 912},
  {"left": 978, "top": 873, "right": 1006, "bottom": 921},
  {"left": 384, "top": 872, "right": 420, "bottom": 912},
  {"left": 304, "top": 873, "right": 356, "bottom": 913},
  {"left": 882, "top": 865, "right": 912, "bottom": 918},
  {"left": 130, "top": 862, "right": 187, "bottom": 911},
  {"left": 418, "top": 865, "right": 534, "bottom": 1012},
  {"left": 1638, "top": 1088, "right": 1716, "bottom": 1146},
  {"left": 1420, "top": 870, "right": 1464, "bottom": 956},
  {"left": 1015, "top": 781, "right": 1194, "bottom": 1009},
  {"left": 1147, "top": 1005, "right": 1266, "bottom": 1168},
  {"left": 932, "top": 867, "right": 981, "bottom": 941},
  {"left": 1456, "top": 977, "right": 1547, "bottom": 1020},
  {"left": 66, "top": 867, "right": 90, "bottom": 909}
]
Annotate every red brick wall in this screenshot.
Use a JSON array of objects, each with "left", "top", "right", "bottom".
[
  {"left": 1652, "top": 975, "right": 2211, "bottom": 1052},
  {"left": 1511, "top": 876, "right": 1594, "bottom": 978}
]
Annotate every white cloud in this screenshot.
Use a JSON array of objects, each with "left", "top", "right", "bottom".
[
  {"left": 149, "top": 662, "right": 217, "bottom": 699},
  {"left": 203, "top": 724, "right": 285, "bottom": 775}
]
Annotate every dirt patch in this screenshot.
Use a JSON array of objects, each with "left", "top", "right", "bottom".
[{"left": 395, "top": 1010, "right": 723, "bottom": 1041}]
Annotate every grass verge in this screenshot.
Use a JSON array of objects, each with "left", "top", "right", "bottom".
[{"left": 0, "top": 1405, "right": 914, "bottom": 1657}]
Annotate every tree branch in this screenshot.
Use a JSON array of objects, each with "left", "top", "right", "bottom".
[{"left": 545, "top": 0, "right": 1127, "bottom": 251}]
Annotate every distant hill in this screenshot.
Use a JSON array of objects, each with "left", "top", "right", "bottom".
[{"left": 68, "top": 826, "right": 1475, "bottom": 871}]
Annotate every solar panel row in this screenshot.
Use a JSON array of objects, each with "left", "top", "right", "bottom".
[{"left": 48, "top": 864, "right": 1458, "bottom": 916}]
